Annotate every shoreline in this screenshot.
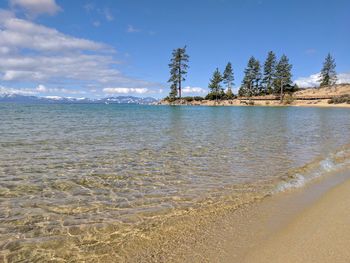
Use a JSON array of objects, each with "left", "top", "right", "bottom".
[
  {"left": 159, "top": 84, "right": 350, "bottom": 108},
  {"left": 123, "top": 148, "right": 350, "bottom": 262},
  {"left": 159, "top": 99, "right": 350, "bottom": 108}
]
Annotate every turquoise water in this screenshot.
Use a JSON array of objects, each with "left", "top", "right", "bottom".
[{"left": 0, "top": 104, "right": 349, "bottom": 261}]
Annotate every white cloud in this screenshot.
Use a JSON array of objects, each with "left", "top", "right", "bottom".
[
  {"left": 182, "top": 86, "right": 207, "bottom": 94},
  {"left": 0, "top": 84, "right": 86, "bottom": 96},
  {"left": 127, "top": 25, "right": 140, "bottom": 33},
  {"left": 337, "top": 72, "right": 350, "bottom": 84},
  {"left": 35, "top": 84, "right": 85, "bottom": 94},
  {"left": 44, "top": 95, "right": 61, "bottom": 100},
  {"left": 0, "top": 12, "right": 109, "bottom": 52},
  {"left": 36, "top": 84, "right": 47, "bottom": 92},
  {"left": 294, "top": 73, "right": 320, "bottom": 88},
  {"left": 103, "top": 87, "right": 149, "bottom": 94},
  {"left": 294, "top": 72, "right": 350, "bottom": 88},
  {"left": 10, "top": 0, "right": 62, "bottom": 17},
  {"left": 0, "top": 10, "right": 161, "bottom": 95},
  {"left": 0, "top": 85, "right": 36, "bottom": 95}
]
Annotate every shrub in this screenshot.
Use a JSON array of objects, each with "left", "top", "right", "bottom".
[
  {"left": 205, "top": 92, "right": 218, "bottom": 100},
  {"left": 164, "top": 96, "right": 176, "bottom": 103},
  {"left": 205, "top": 92, "right": 236, "bottom": 100},
  {"left": 328, "top": 95, "right": 350, "bottom": 104},
  {"left": 193, "top": 96, "right": 204, "bottom": 101},
  {"left": 283, "top": 94, "right": 294, "bottom": 105},
  {"left": 182, "top": 97, "right": 193, "bottom": 102}
]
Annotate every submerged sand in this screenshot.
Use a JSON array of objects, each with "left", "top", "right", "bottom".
[
  {"left": 125, "top": 165, "right": 350, "bottom": 262},
  {"left": 126, "top": 167, "right": 350, "bottom": 263}
]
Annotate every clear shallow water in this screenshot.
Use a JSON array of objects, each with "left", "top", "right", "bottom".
[{"left": 0, "top": 104, "right": 349, "bottom": 261}]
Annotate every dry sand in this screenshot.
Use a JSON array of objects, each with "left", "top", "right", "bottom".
[
  {"left": 245, "top": 178, "right": 350, "bottom": 263},
  {"left": 294, "top": 83, "right": 350, "bottom": 97}
]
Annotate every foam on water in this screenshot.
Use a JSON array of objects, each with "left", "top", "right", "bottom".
[{"left": 275, "top": 147, "right": 350, "bottom": 193}]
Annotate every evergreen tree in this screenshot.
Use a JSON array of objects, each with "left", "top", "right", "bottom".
[
  {"left": 319, "top": 53, "right": 337, "bottom": 87},
  {"left": 168, "top": 46, "right": 189, "bottom": 98},
  {"left": 273, "top": 55, "right": 293, "bottom": 97},
  {"left": 208, "top": 68, "right": 223, "bottom": 100},
  {"left": 226, "top": 88, "right": 234, "bottom": 99},
  {"left": 252, "top": 59, "right": 262, "bottom": 95},
  {"left": 239, "top": 56, "right": 261, "bottom": 97},
  {"left": 262, "top": 51, "right": 277, "bottom": 95},
  {"left": 223, "top": 62, "right": 234, "bottom": 97},
  {"left": 169, "top": 83, "right": 178, "bottom": 99}
]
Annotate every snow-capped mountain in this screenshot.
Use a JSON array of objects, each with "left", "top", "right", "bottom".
[{"left": 0, "top": 94, "right": 158, "bottom": 105}]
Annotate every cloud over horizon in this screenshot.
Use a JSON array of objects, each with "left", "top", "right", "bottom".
[
  {"left": 0, "top": 8, "right": 162, "bottom": 96},
  {"left": 103, "top": 87, "right": 150, "bottom": 94},
  {"left": 182, "top": 86, "right": 207, "bottom": 94},
  {"left": 294, "top": 72, "right": 350, "bottom": 88}
]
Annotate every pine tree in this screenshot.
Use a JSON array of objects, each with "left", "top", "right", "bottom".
[
  {"left": 319, "top": 53, "right": 337, "bottom": 87},
  {"left": 262, "top": 51, "right": 277, "bottom": 95},
  {"left": 226, "top": 88, "right": 234, "bottom": 99},
  {"left": 274, "top": 55, "right": 293, "bottom": 101},
  {"left": 252, "top": 59, "right": 262, "bottom": 95},
  {"left": 208, "top": 68, "right": 223, "bottom": 100},
  {"left": 239, "top": 56, "right": 261, "bottom": 97},
  {"left": 223, "top": 62, "right": 234, "bottom": 97},
  {"left": 168, "top": 46, "right": 189, "bottom": 98},
  {"left": 169, "top": 83, "right": 178, "bottom": 99}
]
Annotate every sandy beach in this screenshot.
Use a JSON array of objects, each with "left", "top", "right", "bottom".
[
  {"left": 160, "top": 84, "right": 350, "bottom": 108},
  {"left": 245, "top": 177, "right": 350, "bottom": 263},
  {"left": 123, "top": 164, "right": 350, "bottom": 262},
  {"left": 164, "top": 98, "right": 350, "bottom": 108}
]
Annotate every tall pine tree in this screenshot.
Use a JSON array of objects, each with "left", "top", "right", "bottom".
[
  {"left": 239, "top": 56, "right": 261, "bottom": 97},
  {"left": 319, "top": 53, "right": 337, "bottom": 87},
  {"left": 168, "top": 46, "right": 189, "bottom": 98},
  {"left": 223, "top": 62, "right": 234, "bottom": 98},
  {"left": 208, "top": 68, "right": 223, "bottom": 100},
  {"left": 252, "top": 59, "right": 262, "bottom": 95},
  {"left": 274, "top": 55, "right": 293, "bottom": 100},
  {"left": 262, "top": 51, "right": 277, "bottom": 95}
]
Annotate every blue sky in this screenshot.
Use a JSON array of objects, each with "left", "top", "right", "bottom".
[{"left": 0, "top": 0, "right": 349, "bottom": 98}]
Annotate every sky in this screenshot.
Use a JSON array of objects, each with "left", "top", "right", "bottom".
[{"left": 0, "top": 0, "right": 349, "bottom": 99}]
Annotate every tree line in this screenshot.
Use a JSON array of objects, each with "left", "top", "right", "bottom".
[{"left": 167, "top": 47, "right": 337, "bottom": 101}]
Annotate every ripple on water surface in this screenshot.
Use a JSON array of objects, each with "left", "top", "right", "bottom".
[{"left": 0, "top": 104, "right": 350, "bottom": 261}]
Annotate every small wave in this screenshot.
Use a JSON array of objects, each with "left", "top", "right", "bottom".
[
  {"left": 274, "top": 147, "right": 350, "bottom": 193},
  {"left": 276, "top": 174, "right": 306, "bottom": 192}
]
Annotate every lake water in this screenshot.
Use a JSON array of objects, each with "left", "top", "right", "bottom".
[{"left": 0, "top": 104, "right": 349, "bottom": 261}]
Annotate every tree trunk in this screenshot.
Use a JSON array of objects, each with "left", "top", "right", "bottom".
[
  {"left": 280, "top": 80, "right": 284, "bottom": 103},
  {"left": 178, "top": 60, "right": 182, "bottom": 98}
]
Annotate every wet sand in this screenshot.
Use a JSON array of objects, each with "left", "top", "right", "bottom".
[{"left": 245, "top": 175, "right": 350, "bottom": 263}]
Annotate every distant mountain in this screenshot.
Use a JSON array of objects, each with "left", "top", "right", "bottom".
[
  {"left": 0, "top": 94, "right": 158, "bottom": 105},
  {"left": 99, "top": 96, "right": 158, "bottom": 105}
]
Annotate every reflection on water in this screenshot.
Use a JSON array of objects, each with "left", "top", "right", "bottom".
[{"left": 0, "top": 104, "right": 349, "bottom": 261}]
